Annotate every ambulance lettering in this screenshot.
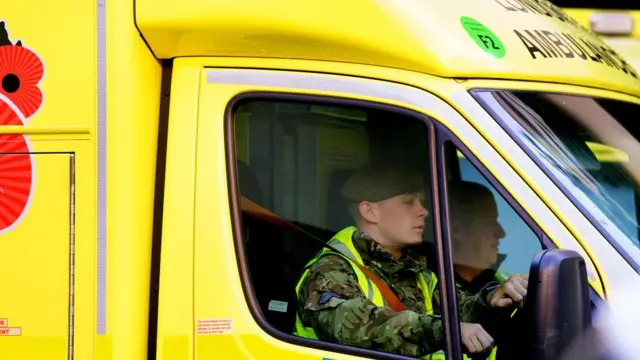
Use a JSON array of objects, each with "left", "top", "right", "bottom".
[
  {"left": 0, "top": 21, "right": 44, "bottom": 235},
  {"left": 513, "top": 28, "right": 639, "bottom": 79},
  {"left": 494, "top": 0, "right": 593, "bottom": 34}
]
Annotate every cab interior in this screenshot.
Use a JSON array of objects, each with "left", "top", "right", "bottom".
[{"left": 232, "top": 98, "right": 459, "bottom": 334}]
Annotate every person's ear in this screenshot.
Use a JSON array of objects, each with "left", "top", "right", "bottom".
[{"left": 359, "top": 201, "right": 380, "bottom": 224}]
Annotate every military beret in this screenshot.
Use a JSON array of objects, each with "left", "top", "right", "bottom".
[{"left": 341, "top": 164, "right": 424, "bottom": 202}]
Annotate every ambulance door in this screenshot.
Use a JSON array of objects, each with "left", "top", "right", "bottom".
[
  {"left": 0, "top": 145, "right": 74, "bottom": 359},
  {"left": 189, "top": 66, "right": 602, "bottom": 360},
  {"left": 190, "top": 67, "right": 460, "bottom": 360}
]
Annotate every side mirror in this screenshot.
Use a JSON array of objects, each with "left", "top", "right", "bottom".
[{"left": 526, "top": 249, "right": 592, "bottom": 360}]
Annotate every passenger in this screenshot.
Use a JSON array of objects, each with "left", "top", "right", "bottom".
[
  {"left": 449, "top": 181, "right": 514, "bottom": 293},
  {"left": 293, "top": 164, "right": 528, "bottom": 358},
  {"left": 438, "top": 180, "right": 527, "bottom": 360}
]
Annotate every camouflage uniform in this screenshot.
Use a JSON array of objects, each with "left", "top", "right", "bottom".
[
  {"left": 295, "top": 164, "right": 504, "bottom": 357},
  {"left": 296, "top": 230, "right": 503, "bottom": 357}
]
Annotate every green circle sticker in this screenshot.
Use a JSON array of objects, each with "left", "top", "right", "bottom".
[{"left": 460, "top": 16, "right": 505, "bottom": 59}]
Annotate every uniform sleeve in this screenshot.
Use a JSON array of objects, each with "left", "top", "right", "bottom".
[
  {"left": 296, "top": 254, "right": 445, "bottom": 357},
  {"left": 456, "top": 285, "right": 494, "bottom": 323},
  {"left": 432, "top": 281, "right": 509, "bottom": 326}
]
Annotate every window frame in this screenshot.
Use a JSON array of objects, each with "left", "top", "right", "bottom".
[{"left": 224, "top": 91, "right": 460, "bottom": 360}]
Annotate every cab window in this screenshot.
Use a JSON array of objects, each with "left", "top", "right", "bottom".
[{"left": 232, "top": 96, "right": 440, "bottom": 358}]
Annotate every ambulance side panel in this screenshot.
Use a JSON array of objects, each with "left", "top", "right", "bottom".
[
  {"left": 1, "top": 1, "right": 97, "bottom": 359},
  {"left": 0, "top": 151, "right": 72, "bottom": 359},
  {"left": 2, "top": 0, "right": 162, "bottom": 358}
]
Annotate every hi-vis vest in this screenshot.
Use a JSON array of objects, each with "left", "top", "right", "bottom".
[
  {"left": 430, "top": 271, "right": 512, "bottom": 360},
  {"left": 293, "top": 226, "right": 439, "bottom": 359}
]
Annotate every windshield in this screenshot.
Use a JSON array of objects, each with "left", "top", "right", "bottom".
[{"left": 471, "top": 89, "right": 640, "bottom": 268}]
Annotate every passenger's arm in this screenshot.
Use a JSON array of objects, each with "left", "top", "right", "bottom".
[
  {"left": 297, "top": 254, "right": 444, "bottom": 357},
  {"left": 432, "top": 282, "right": 509, "bottom": 326}
]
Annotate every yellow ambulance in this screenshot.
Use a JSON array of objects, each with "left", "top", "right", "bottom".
[
  {"left": 558, "top": 0, "right": 640, "bottom": 71},
  {"left": 1, "top": 0, "right": 639, "bottom": 359}
]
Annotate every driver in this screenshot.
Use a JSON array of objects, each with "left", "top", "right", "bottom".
[{"left": 293, "top": 164, "right": 528, "bottom": 358}]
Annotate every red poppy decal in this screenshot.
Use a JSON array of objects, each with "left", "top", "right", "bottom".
[
  {"left": 0, "top": 21, "right": 41, "bottom": 234},
  {"left": 0, "top": 45, "right": 44, "bottom": 120},
  {"left": 0, "top": 97, "right": 23, "bottom": 126},
  {"left": 0, "top": 134, "right": 33, "bottom": 232}
]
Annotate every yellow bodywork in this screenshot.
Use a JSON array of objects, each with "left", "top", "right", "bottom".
[
  {"left": 0, "top": 0, "right": 638, "bottom": 359},
  {"left": 2, "top": 0, "right": 161, "bottom": 359},
  {"left": 136, "top": 0, "right": 640, "bottom": 96},
  {"left": 562, "top": 8, "right": 640, "bottom": 71}
]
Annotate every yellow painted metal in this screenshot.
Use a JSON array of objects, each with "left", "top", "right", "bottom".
[
  {"left": 102, "top": 0, "right": 162, "bottom": 357},
  {"left": 136, "top": 0, "right": 640, "bottom": 96},
  {"left": 2, "top": 0, "right": 161, "bottom": 357},
  {"left": 154, "top": 59, "right": 201, "bottom": 360},
  {"left": 562, "top": 8, "right": 640, "bottom": 71},
  {"left": 0, "top": 153, "right": 71, "bottom": 359},
  {"left": 562, "top": 8, "right": 640, "bottom": 38}
]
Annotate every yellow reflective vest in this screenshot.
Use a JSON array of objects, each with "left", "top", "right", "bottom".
[{"left": 293, "top": 226, "right": 439, "bottom": 359}]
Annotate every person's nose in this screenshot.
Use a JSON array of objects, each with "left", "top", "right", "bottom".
[
  {"left": 417, "top": 200, "right": 429, "bottom": 218},
  {"left": 495, "top": 222, "right": 506, "bottom": 239}
]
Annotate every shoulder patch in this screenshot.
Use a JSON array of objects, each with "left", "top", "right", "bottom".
[{"left": 318, "top": 291, "right": 343, "bottom": 305}]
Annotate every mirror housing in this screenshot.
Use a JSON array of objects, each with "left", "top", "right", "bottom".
[{"left": 525, "top": 249, "right": 592, "bottom": 360}]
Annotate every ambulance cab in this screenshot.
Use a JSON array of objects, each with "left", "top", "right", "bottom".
[{"left": 1, "top": 0, "right": 639, "bottom": 359}]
